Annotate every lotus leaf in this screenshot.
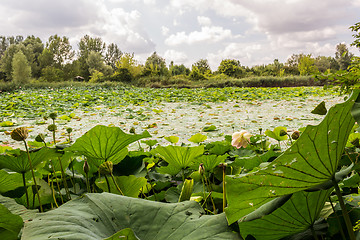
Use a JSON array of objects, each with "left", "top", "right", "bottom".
[
  {"left": 22, "top": 192, "right": 241, "bottom": 240},
  {"left": 225, "top": 90, "right": 360, "bottom": 224}
]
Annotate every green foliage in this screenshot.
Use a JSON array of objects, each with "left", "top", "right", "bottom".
[
  {"left": 350, "top": 22, "right": 360, "bottom": 49},
  {"left": 217, "top": 59, "right": 244, "bottom": 78},
  {"left": 298, "top": 54, "right": 319, "bottom": 76},
  {"left": 40, "top": 66, "right": 64, "bottom": 82},
  {"left": 11, "top": 51, "right": 31, "bottom": 84},
  {"left": 143, "top": 52, "right": 169, "bottom": 77}
]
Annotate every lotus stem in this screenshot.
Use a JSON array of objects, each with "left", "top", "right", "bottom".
[
  {"left": 49, "top": 173, "right": 59, "bottom": 208},
  {"left": 22, "top": 172, "right": 29, "bottom": 208},
  {"left": 85, "top": 172, "right": 91, "bottom": 193},
  {"left": 51, "top": 129, "right": 71, "bottom": 200},
  {"left": 222, "top": 164, "right": 226, "bottom": 212},
  {"left": 104, "top": 175, "right": 111, "bottom": 193},
  {"left": 329, "top": 197, "right": 346, "bottom": 240},
  {"left": 310, "top": 225, "right": 319, "bottom": 240},
  {"left": 50, "top": 159, "right": 64, "bottom": 204},
  {"left": 23, "top": 140, "right": 43, "bottom": 212},
  {"left": 332, "top": 177, "right": 356, "bottom": 240},
  {"left": 145, "top": 165, "right": 157, "bottom": 201},
  {"left": 110, "top": 173, "right": 124, "bottom": 195}
]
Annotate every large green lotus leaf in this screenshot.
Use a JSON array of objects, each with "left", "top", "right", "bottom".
[
  {"left": 21, "top": 193, "right": 241, "bottom": 240},
  {"left": 0, "top": 203, "right": 23, "bottom": 240},
  {"left": 153, "top": 145, "right": 204, "bottom": 171},
  {"left": 0, "top": 170, "right": 23, "bottom": 194},
  {"left": 0, "top": 147, "right": 57, "bottom": 174},
  {"left": 66, "top": 125, "right": 151, "bottom": 166},
  {"left": 95, "top": 175, "right": 147, "bottom": 198},
  {"left": 226, "top": 90, "right": 360, "bottom": 224},
  {"left": 103, "top": 228, "right": 140, "bottom": 240},
  {"left": 239, "top": 189, "right": 331, "bottom": 240},
  {"left": 0, "top": 195, "right": 37, "bottom": 222}
]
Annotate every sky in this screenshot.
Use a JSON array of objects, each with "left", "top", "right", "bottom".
[{"left": 0, "top": 0, "right": 359, "bottom": 70}]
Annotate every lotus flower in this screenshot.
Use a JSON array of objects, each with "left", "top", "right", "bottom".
[{"left": 231, "top": 130, "right": 252, "bottom": 149}]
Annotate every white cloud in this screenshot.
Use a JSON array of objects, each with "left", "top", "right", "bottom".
[
  {"left": 197, "top": 16, "right": 211, "bottom": 26},
  {"left": 161, "top": 26, "right": 170, "bottom": 36},
  {"left": 143, "top": 0, "right": 156, "bottom": 5},
  {"left": 165, "top": 26, "right": 232, "bottom": 45},
  {"left": 164, "top": 50, "right": 188, "bottom": 63}
]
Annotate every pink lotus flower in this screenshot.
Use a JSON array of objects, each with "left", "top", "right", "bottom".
[{"left": 231, "top": 130, "right": 252, "bottom": 148}]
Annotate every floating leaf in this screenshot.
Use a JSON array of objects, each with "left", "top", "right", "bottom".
[
  {"left": 225, "top": 90, "right": 359, "bottom": 224},
  {"left": 188, "top": 133, "right": 207, "bottom": 143},
  {"left": 164, "top": 136, "right": 179, "bottom": 144},
  {"left": 22, "top": 193, "right": 241, "bottom": 240},
  {"left": 203, "top": 125, "right": 217, "bottom": 132}
]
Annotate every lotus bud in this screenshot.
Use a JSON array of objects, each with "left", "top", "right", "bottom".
[
  {"left": 99, "top": 161, "right": 113, "bottom": 175},
  {"left": 47, "top": 124, "right": 57, "bottom": 132},
  {"left": 10, "top": 127, "right": 28, "bottom": 141},
  {"left": 83, "top": 160, "right": 90, "bottom": 174},
  {"left": 291, "top": 131, "right": 300, "bottom": 140},
  {"left": 351, "top": 138, "right": 360, "bottom": 148},
  {"left": 35, "top": 133, "right": 46, "bottom": 143},
  {"left": 279, "top": 129, "right": 287, "bottom": 136},
  {"left": 66, "top": 127, "right": 73, "bottom": 134},
  {"left": 198, "top": 163, "right": 205, "bottom": 176},
  {"left": 49, "top": 112, "right": 57, "bottom": 120}
]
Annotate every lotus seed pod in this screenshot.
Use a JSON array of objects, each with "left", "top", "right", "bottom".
[
  {"left": 83, "top": 161, "right": 90, "bottom": 174},
  {"left": 291, "top": 131, "right": 300, "bottom": 140},
  {"left": 279, "top": 129, "right": 287, "bottom": 136},
  {"left": 49, "top": 112, "right": 57, "bottom": 120},
  {"left": 47, "top": 124, "right": 57, "bottom": 132},
  {"left": 10, "top": 127, "right": 28, "bottom": 141},
  {"left": 35, "top": 133, "right": 46, "bottom": 143},
  {"left": 99, "top": 161, "right": 113, "bottom": 175},
  {"left": 66, "top": 127, "right": 73, "bottom": 134}
]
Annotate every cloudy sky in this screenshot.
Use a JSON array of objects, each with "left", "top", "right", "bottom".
[{"left": 0, "top": 0, "right": 359, "bottom": 69}]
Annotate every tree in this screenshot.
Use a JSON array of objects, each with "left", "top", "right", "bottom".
[
  {"left": 46, "top": 35, "right": 74, "bottom": 67},
  {"left": 12, "top": 51, "right": 31, "bottom": 84},
  {"left": 298, "top": 54, "right": 318, "bottom": 76},
  {"left": 86, "top": 51, "right": 113, "bottom": 80},
  {"left": 314, "top": 56, "right": 332, "bottom": 73},
  {"left": 144, "top": 52, "right": 168, "bottom": 76},
  {"left": 217, "top": 59, "right": 244, "bottom": 78},
  {"left": 192, "top": 59, "right": 211, "bottom": 75},
  {"left": 115, "top": 52, "right": 143, "bottom": 78},
  {"left": 78, "top": 35, "right": 106, "bottom": 80},
  {"left": 22, "top": 35, "right": 44, "bottom": 78},
  {"left": 170, "top": 63, "right": 190, "bottom": 76},
  {"left": 335, "top": 43, "right": 354, "bottom": 70},
  {"left": 105, "top": 43, "right": 122, "bottom": 70}
]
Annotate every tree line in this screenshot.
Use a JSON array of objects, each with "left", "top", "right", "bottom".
[{"left": 0, "top": 34, "right": 355, "bottom": 85}]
